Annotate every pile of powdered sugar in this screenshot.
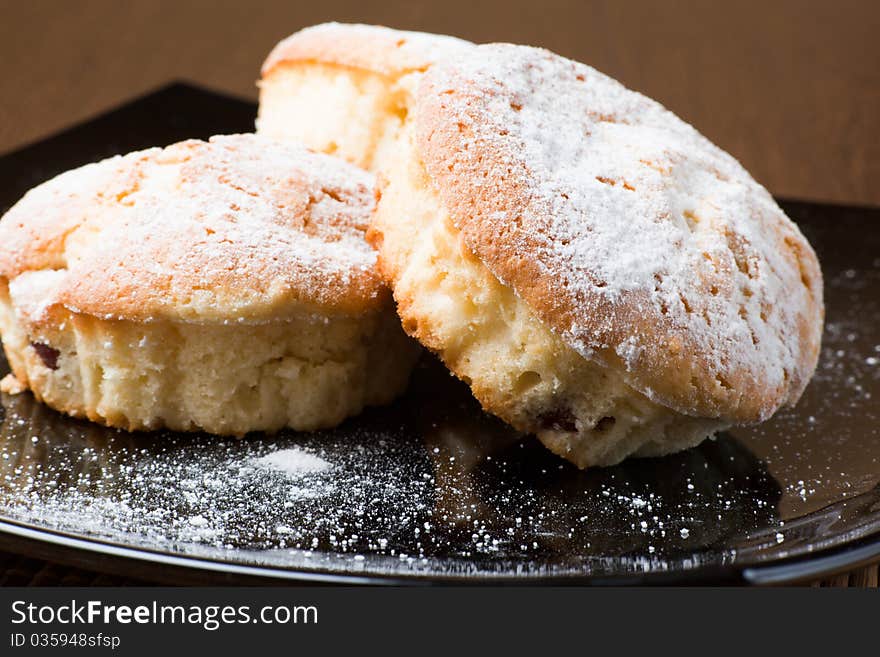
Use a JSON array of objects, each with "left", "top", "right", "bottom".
[{"left": 252, "top": 448, "right": 333, "bottom": 476}]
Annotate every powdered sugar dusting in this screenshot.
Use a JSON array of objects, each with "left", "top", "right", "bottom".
[
  {"left": 0, "top": 385, "right": 781, "bottom": 573},
  {"left": 0, "top": 134, "right": 383, "bottom": 323}
]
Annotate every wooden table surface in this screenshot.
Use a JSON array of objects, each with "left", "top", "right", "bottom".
[{"left": 0, "top": 0, "right": 877, "bottom": 586}]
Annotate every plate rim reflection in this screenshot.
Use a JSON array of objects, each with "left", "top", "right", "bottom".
[{"left": 0, "top": 485, "right": 877, "bottom": 585}]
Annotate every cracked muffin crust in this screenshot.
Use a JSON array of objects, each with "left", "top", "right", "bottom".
[
  {"left": 369, "top": 44, "right": 824, "bottom": 467},
  {"left": 0, "top": 134, "right": 420, "bottom": 434}
]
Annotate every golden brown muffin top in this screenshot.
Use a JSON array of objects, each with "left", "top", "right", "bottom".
[
  {"left": 415, "top": 44, "right": 824, "bottom": 423},
  {"left": 261, "top": 22, "right": 473, "bottom": 78},
  {"left": 0, "top": 134, "right": 386, "bottom": 323}
]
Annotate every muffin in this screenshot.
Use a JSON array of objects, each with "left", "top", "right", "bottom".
[
  {"left": 0, "top": 134, "right": 419, "bottom": 435},
  {"left": 257, "top": 22, "right": 473, "bottom": 171},
  {"left": 368, "top": 44, "right": 824, "bottom": 468}
]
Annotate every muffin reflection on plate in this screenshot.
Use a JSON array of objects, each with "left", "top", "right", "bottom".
[{"left": 411, "top": 357, "right": 782, "bottom": 560}]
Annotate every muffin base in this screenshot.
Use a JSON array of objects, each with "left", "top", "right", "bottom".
[{"left": 0, "top": 281, "right": 419, "bottom": 435}]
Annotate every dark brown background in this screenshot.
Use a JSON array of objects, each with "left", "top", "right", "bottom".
[
  {"left": 0, "top": 0, "right": 877, "bottom": 586},
  {"left": 2, "top": 0, "right": 878, "bottom": 206}
]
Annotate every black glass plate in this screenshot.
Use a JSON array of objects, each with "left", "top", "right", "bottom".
[{"left": 0, "top": 83, "right": 878, "bottom": 585}]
